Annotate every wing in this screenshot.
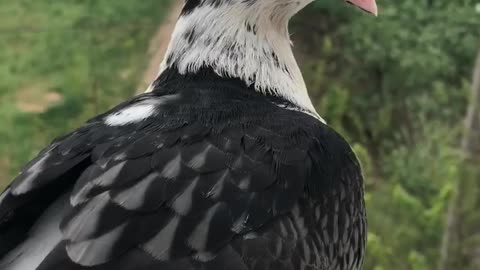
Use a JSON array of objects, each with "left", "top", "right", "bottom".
[{"left": 0, "top": 92, "right": 310, "bottom": 269}]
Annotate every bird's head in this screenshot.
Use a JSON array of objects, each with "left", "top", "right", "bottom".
[
  {"left": 182, "top": 0, "right": 378, "bottom": 18},
  {"left": 155, "top": 0, "right": 378, "bottom": 119}
]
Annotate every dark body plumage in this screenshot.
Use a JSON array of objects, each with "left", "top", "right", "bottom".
[{"left": 0, "top": 68, "right": 366, "bottom": 270}]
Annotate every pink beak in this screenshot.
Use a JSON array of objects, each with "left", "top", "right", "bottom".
[{"left": 346, "top": 0, "right": 378, "bottom": 16}]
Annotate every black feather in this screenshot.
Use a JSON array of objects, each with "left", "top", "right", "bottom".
[{"left": 0, "top": 67, "right": 365, "bottom": 270}]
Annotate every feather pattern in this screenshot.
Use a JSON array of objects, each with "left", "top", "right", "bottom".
[{"left": 0, "top": 67, "right": 365, "bottom": 270}]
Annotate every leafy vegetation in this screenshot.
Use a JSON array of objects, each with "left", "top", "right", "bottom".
[{"left": 293, "top": 0, "right": 480, "bottom": 269}]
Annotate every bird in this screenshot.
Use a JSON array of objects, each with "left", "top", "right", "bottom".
[{"left": 0, "top": 0, "right": 377, "bottom": 269}]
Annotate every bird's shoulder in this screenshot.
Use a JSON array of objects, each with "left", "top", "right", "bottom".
[{"left": 0, "top": 86, "right": 332, "bottom": 268}]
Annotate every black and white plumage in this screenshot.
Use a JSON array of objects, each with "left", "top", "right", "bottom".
[{"left": 0, "top": 0, "right": 377, "bottom": 269}]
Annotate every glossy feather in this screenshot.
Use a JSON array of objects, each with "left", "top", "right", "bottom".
[{"left": 0, "top": 68, "right": 365, "bottom": 270}]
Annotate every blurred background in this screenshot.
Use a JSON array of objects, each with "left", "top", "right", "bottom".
[{"left": 0, "top": 0, "right": 479, "bottom": 269}]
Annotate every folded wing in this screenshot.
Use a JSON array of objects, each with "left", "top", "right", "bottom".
[{"left": 0, "top": 95, "right": 309, "bottom": 268}]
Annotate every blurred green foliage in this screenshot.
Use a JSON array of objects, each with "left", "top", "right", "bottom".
[
  {"left": 0, "top": 0, "right": 171, "bottom": 187},
  {"left": 293, "top": 0, "right": 480, "bottom": 269}
]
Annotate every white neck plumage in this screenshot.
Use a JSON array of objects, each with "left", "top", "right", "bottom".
[{"left": 152, "top": 1, "right": 321, "bottom": 120}]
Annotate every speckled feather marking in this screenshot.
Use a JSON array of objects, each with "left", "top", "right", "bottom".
[
  {"left": 155, "top": 0, "right": 320, "bottom": 117},
  {"left": 0, "top": 68, "right": 365, "bottom": 270}
]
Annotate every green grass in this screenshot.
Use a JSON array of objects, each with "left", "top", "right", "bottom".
[{"left": 0, "top": 0, "right": 173, "bottom": 189}]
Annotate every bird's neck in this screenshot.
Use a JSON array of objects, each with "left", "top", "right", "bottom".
[{"left": 153, "top": 3, "right": 318, "bottom": 117}]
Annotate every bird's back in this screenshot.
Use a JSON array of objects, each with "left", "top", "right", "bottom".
[{"left": 0, "top": 68, "right": 365, "bottom": 270}]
